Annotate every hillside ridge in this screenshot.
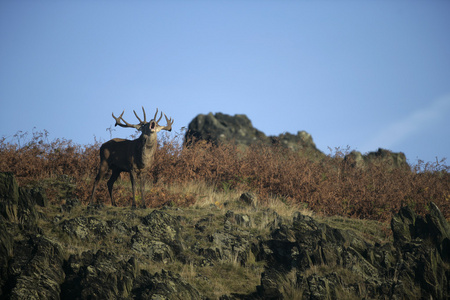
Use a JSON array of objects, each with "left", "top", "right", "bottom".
[{"left": 1, "top": 172, "right": 449, "bottom": 299}]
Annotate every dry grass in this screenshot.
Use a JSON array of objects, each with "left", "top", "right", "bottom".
[{"left": 1, "top": 129, "right": 449, "bottom": 222}]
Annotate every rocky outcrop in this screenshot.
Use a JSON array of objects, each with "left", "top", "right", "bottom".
[
  {"left": 0, "top": 173, "right": 204, "bottom": 299},
  {"left": 253, "top": 202, "right": 450, "bottom": 299},
  {"left": 133, "top": 269, "right": 202, "bottom": 300},
  {"left": 61, "top": 249, "right": 202, "bottom": 300},
  {"left": 345, "top": 148, "right": 410, "bottom": 170},
  {"left": 7, "top": 235, "right": 65, "bottom": 299},
  {"left": 185, "top": 112, "right": 324, "bottom": 158},
  {"left": 1, "top": 173, "right": 449, "bottom": 299},
  {"left": 185, "top": 112, "right": 268, "bottom": 146},
  {"left": 0, "top": 172, "right": 46, "bottom": 228},
  {"left": 132, "top": 210, "right": 185, "bottom": 263},
  {"left": 185, "top": 113, "right": 412, "bottom": 165}
]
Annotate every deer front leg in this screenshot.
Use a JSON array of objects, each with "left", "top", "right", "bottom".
[
  {"left": 139, "top": 175, "right": 146, "bottom": 209},
  {"left": 129, "top": 170, "right": 137, "bottom": 208}
]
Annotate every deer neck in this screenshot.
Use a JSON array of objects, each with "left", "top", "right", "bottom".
[{"left": 135, "top": 133, "right": 157, "bottom": 169}]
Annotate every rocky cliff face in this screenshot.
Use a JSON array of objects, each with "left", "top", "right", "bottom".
[{"left": 1, "top": 172, "right": 449, "bottom": 299}]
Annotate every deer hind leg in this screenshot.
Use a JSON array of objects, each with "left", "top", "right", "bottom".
[
  {"left": 90, "top": 160, "right": 109, "bottom": 204},
  {"left": 107, "top": 169, "right": 120, "bottom": 207},
  {"left": 129, "top": 171, "right": 137, "bottom": 208}
]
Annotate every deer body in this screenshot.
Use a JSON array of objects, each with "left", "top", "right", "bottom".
[
  {"left": 90, "top": 107, "right": 173, "bottom": 207},
  {"left": 102, "top": 135, "right": 157, "bottom": 171}
]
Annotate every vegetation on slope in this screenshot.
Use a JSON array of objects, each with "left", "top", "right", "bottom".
[{"left": 1, "top": 128, "right": 449, "bottom": 222}]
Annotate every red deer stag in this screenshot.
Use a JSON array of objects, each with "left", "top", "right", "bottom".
[{"left": 90, "top": 107, "right": 173, "bottom": 207}]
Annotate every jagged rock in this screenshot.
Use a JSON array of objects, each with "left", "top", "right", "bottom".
[
  {"left": 391, "top": 202, "right": 450, "bottom": 251},
  {"left": 131, "top": 231, "right": 175, "bottom": 263},
  {"left": 133, "top": 269, "right": 202, "bottom": 300},
  {"left": 60, "top": 216, "right": 110, "bottom": 240},
  {"left": 60, "top": 215, "right": 133, "bottom": 243},
  {"left": 62, "top": 250, "right": 138, "bottom": 299},
  {"left": 185, "top": 112, "right": 268, "bottom": 146},
  {"left": 343, "top": 150, "right": 365, "bottom": 168},
  {"left": 62, "top": 248, "right": 202, "bottom": 299},
  {"left": 225, "top": 210, "right": 252, "bottom": 227},
  {"left": 30, "top": 187, "right": 48, "bottom": 207},
  {"left": 366, "top": 148, "right": 409, "bottom": 169},
  {"left": 271, "top": 131, "right": 323, "bottom": 158},
  {"left": 201, "top": 230, "right": 251, "bottom": 266},
  {"left": 240, "top": 192, "right": 258, "bottom": 207},
  {"left": 141, "top": 210, "right": 185, "bottom": 253},
  {"left": 390, "top": 202, "right": 450, "bottom": 299},
  {"left": 6, "top": 235, "right": 65, "bottom": 299},
  {"left": 254, "top": 202, "right": 450, "bottom": 299},
  {"left": 0, "top": 222, "right": 13, "bottom": 298},
  {"left": 62, "top": 250, "right": 202, "bottom": 300},
  {"left": 302, "top": 273, "right": 339, "bottom": 300},
  {"left": 61, "top": 198, "right": 80, "bottom": 213},
  {"left": 1, "top": 173, "right": 449, "bottom": 299},
  {"left": 194, "top": 214, "right": 214, "bottom": 233},
  {"left": 185, "top": 112, "right": 324, "bottom": 158},
  {"left": 235, "top": 214, "right": 252, "bottom": 227},
  {"left": 0, "top": 172, "right": 39, "bottom": 227},
  {"left": 130, "top": 210, "right": 188, "bottom": 263},
  {"left": 345, "top": 148, "right": 410, "bottom": 170},
  {"left": 194, "top": 211, "right": 254, "bottom": 266},
  {"left": 426, "top": 202, "right": 450, "bottom": 253}
]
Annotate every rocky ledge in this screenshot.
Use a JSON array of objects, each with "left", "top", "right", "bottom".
[{"left": 1, "top": 172, "right": 449, "bottom": 299}]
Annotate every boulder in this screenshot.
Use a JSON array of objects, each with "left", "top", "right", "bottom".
[
  {"left": 240, "top": 192, "right": 258, "bottom": 207},
  {"left": 185, "top": 112, "right": 268, "bottom": 146}
]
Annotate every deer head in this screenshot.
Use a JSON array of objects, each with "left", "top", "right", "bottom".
[{"left": 112, "top": 107, "right": 173, "bottom": 135}]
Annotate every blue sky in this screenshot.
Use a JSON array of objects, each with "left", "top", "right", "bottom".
[{"left": 1, "top": 1, "right": 449, "bottom": 165}]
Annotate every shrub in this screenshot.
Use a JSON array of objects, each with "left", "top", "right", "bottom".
[{"left": 1, "top": 129, "right": 448, "bottom": 222}]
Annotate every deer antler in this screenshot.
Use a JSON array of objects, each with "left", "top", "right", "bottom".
[
  {"left": 151, "top": 108, "right": 173, "bottom": 131},
  {"left": 153, "top": 108, "right": 163, "bottom": 123},
  {"left": 160, "top": 114, "right": 174, "bottom": 131},
  {"left": 133, "top": 106, "right": 146, "bottom": 124},
  {"left": 112, "top": 109, "right": 143, "bottom": 130}
]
